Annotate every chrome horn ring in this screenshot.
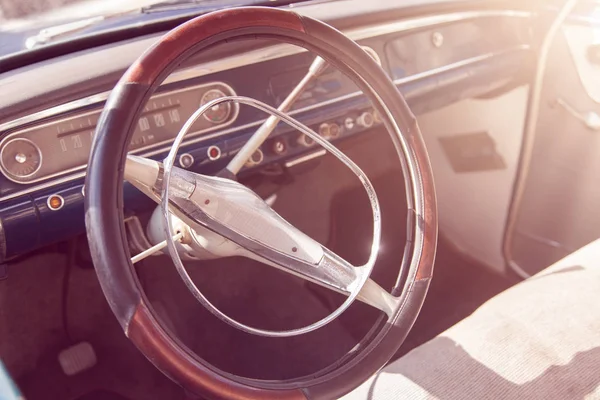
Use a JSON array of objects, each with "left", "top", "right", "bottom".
[{"left": 161, "top": 95, "right": 382, "bottom": 337}]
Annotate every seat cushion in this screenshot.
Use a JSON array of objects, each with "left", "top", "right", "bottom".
[{"left": 344, "top": 239, "right": 600, "bottom": 400}]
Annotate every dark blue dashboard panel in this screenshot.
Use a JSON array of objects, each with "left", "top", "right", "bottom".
[{"left": 0, "top": 14, "right": 531, "bottom": 260}]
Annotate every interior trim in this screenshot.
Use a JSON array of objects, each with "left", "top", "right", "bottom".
[{"left": 501, "top": 0, "right": 578, "bottom": 279}]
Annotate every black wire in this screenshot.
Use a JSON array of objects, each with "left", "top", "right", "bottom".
[{"left": 61, "top": 239, "right": 78, "bottom": 344}]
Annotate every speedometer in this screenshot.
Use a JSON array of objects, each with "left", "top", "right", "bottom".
[{"left": 0, "top": 138, "right": 42, "bottom": 181}]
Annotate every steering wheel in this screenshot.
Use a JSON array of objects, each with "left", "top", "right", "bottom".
[{"left": 85, "top": 6, "right": 437, "bottom": 400}]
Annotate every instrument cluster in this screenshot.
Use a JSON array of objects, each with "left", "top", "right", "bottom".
[{"left": 0, "top": 82, "right": 238, "bottom": 184}]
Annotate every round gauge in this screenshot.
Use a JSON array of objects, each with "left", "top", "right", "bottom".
[
  {"left": 0, "top": 138, "right": 43, "bottom": 181},
  {"left": 200, "top": 89, "right": 231, "bottom": 124}
]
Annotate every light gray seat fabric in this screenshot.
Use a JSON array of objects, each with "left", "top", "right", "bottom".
[{"left": 345, "top": 239, "right": 600, "bottom": 400}]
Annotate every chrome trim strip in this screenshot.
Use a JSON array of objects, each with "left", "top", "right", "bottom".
[
  {"left": 285, "top": 149, "right": 327, "bottom": 167},
  {"left": 0, "top": 93, "right": 109, "bottom": 134}
]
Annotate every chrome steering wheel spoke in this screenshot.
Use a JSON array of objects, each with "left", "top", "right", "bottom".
[
  {"left": 125, "top": 96, "right": 392, "bottom": 337},
  {"left": 126, "top": 156, "right": 397, "bottom": 316}
]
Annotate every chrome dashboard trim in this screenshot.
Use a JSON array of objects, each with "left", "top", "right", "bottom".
[
  {"left": 0, "top": 9, "right": 531, "bottom": 202},
  {"left": 285, "top": 149, "right": 327, "bottom": 167}
]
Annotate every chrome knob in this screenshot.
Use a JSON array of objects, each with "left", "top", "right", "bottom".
[
  {"left": 178, "top": 153, "right": 195, "bottom": 169},
  {"left": 245, "top": 148, "right": 264, "bottom": 167},
  {"left": 272, "top": 139, "right": 287, "bottom": 155},
  {"left": 344, "top": 117, "right": 355, "bottom": 131},
  {"left": 328, "top": 123, "right": 341, "bottom": 139},
  {"left": 297, "top": 134, "right": 315, "bottom": 147},
  {"left": 357, "top": 111, "right": 374, "bottom": 129}
]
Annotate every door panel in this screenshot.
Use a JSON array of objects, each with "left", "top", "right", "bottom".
[{"left": 509, "top": 21, "right": 600, "bottom": 275}]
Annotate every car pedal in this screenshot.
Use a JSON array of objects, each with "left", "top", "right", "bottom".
[{"left": 58, "top": 341, "right": 97, "bottom": 376}]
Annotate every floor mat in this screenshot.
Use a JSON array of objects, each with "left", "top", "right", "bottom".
[
  {"left": 139, "top": 254, "right": 357, "bottom": 380},
  {"left": 398, "top": 241, "right": 518, "bottom": 357},
  {"left": 1, "top": 252, "right": 184, "bottom": 400}
]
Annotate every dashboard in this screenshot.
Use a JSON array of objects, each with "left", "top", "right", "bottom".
[{"left": 0, "top": 6, "right": 532, "bottom": 261}]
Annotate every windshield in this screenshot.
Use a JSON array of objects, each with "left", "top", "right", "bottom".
[
  {"left": 1, "top": 0, "right": 156, "bottom": 24},
  {"left": 0, "top": 0, "right": 303, "bottom": 58}
]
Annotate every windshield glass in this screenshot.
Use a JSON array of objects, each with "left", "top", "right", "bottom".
[
  {"left": 1, "top": 0, "right": 155, "bottom": 23},
  {"left": 0, "top": 0, "right": 300, "bottom": 58}
]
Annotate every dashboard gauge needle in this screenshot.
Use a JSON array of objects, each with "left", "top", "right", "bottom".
[
  {"left": 131, "top": 231, "right": 184, "bottom": 264},
  {"left": 225, "top": 56, "right": 328, "bottom": 175}
]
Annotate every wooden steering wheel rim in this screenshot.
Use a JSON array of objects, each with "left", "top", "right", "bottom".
[{"left": 85, "top": 6, "right": 437, "bottom": 400}]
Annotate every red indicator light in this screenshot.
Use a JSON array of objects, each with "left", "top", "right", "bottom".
[{"left": 207, "top": 146, "right": 221, "bottom": 160}]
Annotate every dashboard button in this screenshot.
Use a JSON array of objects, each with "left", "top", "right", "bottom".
[
  {"left": 297, "top": 134, "right": 315, "bottom": 147},
  {"left": 329, "top": 123, "right": 341, "bottom": 139},
  {"left": 47, "top": 194, "right": 65, "bottom": 211},
  {"left": 179, "top": 153, "right": 195, "bottom": 169},
  {"left": 318, "top": 123, "right": 331, "bottom": 138},
  {"left": 272, "top": 139, "right": 287, "bottom": 155},
  {"left": 245, "top": 149, "right": 264, "bottom": 167},
  {"left": 344, "top": 117, "right": 355, "bottom": 131},
  {"left": 357, "top": 111, "right": 374, "bottom": 129},
  {"left": 207, "top": 145, "right": 221, "bottom": 161}
]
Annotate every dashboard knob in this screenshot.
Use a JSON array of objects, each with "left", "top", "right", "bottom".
[
  {"left": 318, "top": 123, "right": 331, "bottom": 138},
  {"left": 357, "top": 111, "right": 374, "bottom": 129},
  {"left": 297, "top": 134, "right": 315, "bottom": 148},
  {"left": 245, "top": 148, "right": 264, "bottom": 167},
  {"left": 344, "top": 117, "right": 355, "bottom": 131},
  {"left": 47, "top": 194, "right": 65, "bottom": 211},
  {"left": 272, "top": 139, "right": 287, "bottom": 155},
  {"left": 207, "top": 145, "right": 221, "bottom": 161},
  {"left": 178, "top": 153, "right": 195, "bottom": 169},
  {"left": 328, "top": 123, "right": 341, "bottom": 139}
]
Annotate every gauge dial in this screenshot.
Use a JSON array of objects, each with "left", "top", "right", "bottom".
[
  {"left": 0, "top": 138, "right": 42, "bottom": 181},
  {"left": 200, "top": 89, "right": 231, "bottom": 124}
]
